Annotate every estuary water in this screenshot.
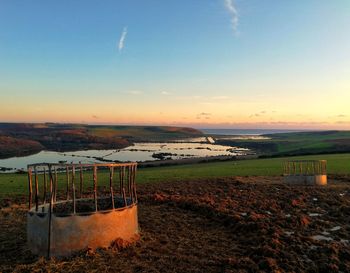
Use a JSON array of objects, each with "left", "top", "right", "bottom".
[{"left": 0, "top": 141, "right": 249, "bottom": 172}]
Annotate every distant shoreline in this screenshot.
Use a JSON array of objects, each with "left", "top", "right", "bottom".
[
  {"left": 138, "top": 154, "right": 258, "bottom": 168},
  {"left": 199, "top": 128, "right": 312, "bottom": 136}
]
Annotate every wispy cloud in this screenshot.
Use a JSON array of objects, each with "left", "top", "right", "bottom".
[
  {"left": 176, "top": 95, "right": 230, "bottom": 101},
  {"left": 224, "top": 0, "right": 239, "bottom": 35},
  {"left": 124, "top": 90, "right": 143, "bottom": 95},
  {"left": 249, "top": 110, "right": 268, "bottom": 118},
  {"left": 161, "top": 91, "right": 170, "bottom": 95},
  {"left": 118, "top": 27, "right": 128, "bottom": 52},
  {"left": 336, "top": 120, "right": 350, "bottom": 124},
  {"left": 196, "top": 112, "right": 212, "bottom": 120},
  {"left": 327, "top": 114, "right": 347, "bottom": 119},
  {"left": 211, "top": 95, "right": 230, "bottom": 100},
  {"left": 199, "top": 112, "right": 212, "bottom": 116}
]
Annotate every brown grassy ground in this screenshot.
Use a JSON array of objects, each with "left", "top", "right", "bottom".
[{"left": 1, "top": 176, "right": 350, "bottom": 272}]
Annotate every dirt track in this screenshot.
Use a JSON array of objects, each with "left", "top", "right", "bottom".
[{"left": 1, "top": 176, "right": 350, "bottom": 272}]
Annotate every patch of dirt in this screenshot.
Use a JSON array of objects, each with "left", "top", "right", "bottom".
[{"left": 1, "top": 176, "right": 350, "bottom": 272}]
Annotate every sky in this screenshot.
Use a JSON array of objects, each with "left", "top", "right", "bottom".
[{"left": 0, "top": 0, "right": 350, "bottom": 129}]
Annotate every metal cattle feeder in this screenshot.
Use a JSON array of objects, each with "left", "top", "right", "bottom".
[
  {"left": 283, "top": 160, "right": 327, "bottom": 186},
  {"left": 26, "top": 162, "right": 139, "bottom": 258}
]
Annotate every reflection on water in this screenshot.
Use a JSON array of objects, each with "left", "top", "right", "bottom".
[
  {"left": 0, "top": 142, "right": 249, "bottom": 172},
  {"left": 217, "top": 136, "right": 271, "bottom": 140}
]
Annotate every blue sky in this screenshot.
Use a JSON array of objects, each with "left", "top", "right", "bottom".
[{"left": 0, "top": 1, "right": 350, "bottom": 129}]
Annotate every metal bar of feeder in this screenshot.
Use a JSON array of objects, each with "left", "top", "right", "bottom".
[
  {"left": 288, "top": 162, "right": 291, "bottom": 174},
  {"left": 133, "top": 165, "right": 137, "bottom": 202},
  {"left": 130, "top": 166, "right": 132, "bottom": 194},
  {"left": 125, "top": 166, "right": 128, "bottom": 195},
  {"left": 54, "top": 167, "right": 58, "bottom": 203},
  {"left": 28, "top": 168, "right": 33, "bottom": 210},
  {"left": 110, "top": 167, "right": 115, "bottom": 209},
  {"left": 292, "top": 162, "right": 295, "bottom": 175},
  {"left": 43, "top": 168, "right": 47, "bottom": 204},
  {"left": 122, "top": 187, "right": 127, "bottom": 207},
  {"left": 128, "top": 166, "right": 132, "bottom": 200},
  {"left": 34, "top": 167, "right": 39, "bottom": 211},
  {"left": 120, "top": 166, "right": 124, "bottom": 195},
  {"left": 93, "top": 166, "right": 98, "bottom": 212},
  {"left": 72, "top": 166, "right": 76, "bottom": 214},
  {"left": 119, "top": 166, "right": 122, "bottom": 195},
  {"left": 66, "top": 166, "right": 70, "bottom": 200},
  {"left": 47, "top": 165, "right": 54, "bottom": 259},
  {"left": 129, "top": 166, "right": 133, "bottom": 202},
  {"left": 79, "top": 166, "right": 83, "bottom": 198}
]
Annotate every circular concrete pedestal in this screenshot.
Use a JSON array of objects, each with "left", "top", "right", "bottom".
[
  {"left": 27, "top": 198, "right": 139, "bottom": 257},
  {"left": 284, "top": 175, "right": 327, "bottom": 186}
]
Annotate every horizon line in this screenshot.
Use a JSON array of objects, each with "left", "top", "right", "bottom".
[{"left": 0, "top": 121, "right": 348, "bottom": 132}]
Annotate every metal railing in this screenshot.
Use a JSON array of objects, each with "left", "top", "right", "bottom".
[
  {"left": 27, "top": 162, "right": 138, "bottom": 214},
  {"left": 283, "top": 160, "right": 327, "bottom": 176}
]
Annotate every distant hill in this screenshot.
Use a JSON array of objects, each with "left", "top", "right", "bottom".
[
  {"left": 0, "top": 123, "right": 203, "bottom": 158},
  {"left": 0, "top": 136, "right": 44, "bottom": 158},
  {"left": 215, "top": 130, "right": 350, "bottom": 157}
]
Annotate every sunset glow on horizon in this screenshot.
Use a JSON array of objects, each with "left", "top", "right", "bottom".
[{"left": 1, "top": 1, "right": 350, "bottom": 130}]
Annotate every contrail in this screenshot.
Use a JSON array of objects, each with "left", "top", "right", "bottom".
[
  {"left": 224, "top": 0, "right": 239, "bottom": 35},
  {"left": 118, "top": 27, "right": 128, "bottom": 52}
]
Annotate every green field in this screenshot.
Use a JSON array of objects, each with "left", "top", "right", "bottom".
[
  {"left": 1, "top": 153, "right": 350, "bottom": 200},
  {"left": 216, "top": 130, "right": 350, "bottom": 156}
]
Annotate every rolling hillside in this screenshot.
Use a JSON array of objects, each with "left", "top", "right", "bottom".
[
  {"left": 0, "top": 123, "right": 203, "bottom": 158},
  {"left": 215, "top": 130, "right": 350, "bottom": 157}
]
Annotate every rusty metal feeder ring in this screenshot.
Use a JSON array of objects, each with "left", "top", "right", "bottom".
[
  {"left": 283, "top": 160, "right": 327, "bottom": 186},
  {"left": 26, "top": 163, "right": 139, "bottom": 257}
]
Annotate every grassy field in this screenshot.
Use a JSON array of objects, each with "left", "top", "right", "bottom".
[
  {"left": 270, "top": 131, "right": 350, "bottom": 153},
  {"left": 216, "top": 130, "right": 350, "bottom": 156},
  {"left": 1, "top": 153, "right": 350, "bottom": 200}
]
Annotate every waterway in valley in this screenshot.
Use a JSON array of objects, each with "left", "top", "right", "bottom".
[{"left": 0, "top": 140, "right": 250, "bottom": 172}]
